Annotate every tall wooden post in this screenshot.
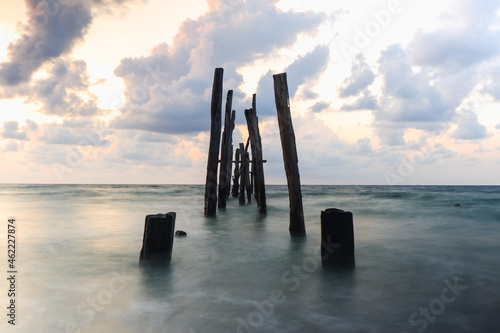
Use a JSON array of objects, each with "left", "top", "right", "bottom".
[
  {"left": 239, "top": 143, "right": 247, "bottom": 204},
  {"left": 218, "top": 90, "right": 233, "bottom": 208},
  {"left": 204, "top": 68, "right": 224, "bottom": 217},
  {"left": 227, "top": 142, "right": 234, "bottom": 197},
  {"left": 232, "top": 148, "right": 240, "bottom": 197},
  {"left": 245, "top": 149, "right": 252, "bottom": 203},
  {"left": 244, "top": 94, "right": 267, "bottom": 214},
  {"left": 139, "top": 212, "right": 176, "bottom": 265},
  {"left": 273, "top": 73, "right": 305, "bottom": 236},
  {"left": 226, "top": 110, "right": 236, "bottom": 198}
]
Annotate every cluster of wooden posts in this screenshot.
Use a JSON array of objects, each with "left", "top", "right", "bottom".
[
  {"left": 204, "top": 68, "right": 267, "bottom": 217},
  {"left": 202, "top": 68, "right": 305, "bottom": 236},
  {"left": 139, "top": 68, "right": 355, "bottom": 269}
]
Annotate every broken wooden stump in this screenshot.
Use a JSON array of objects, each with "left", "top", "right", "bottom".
[
  {"left": 175, "top": 230, "right": 187, "bottom": 237},
  {"left": 321, "top": 208, "right": 355, "bottom": 268},
  {"left": 218, "top": 90, "right": 234, "bottom": 209},
  {"left": 273, "top": 72, "right": 305, "bottom": 236},
  {"left": 139, "top": 212, "right": 176, "bottom": 265},
  {"left": 204, "top": 68, "right": 224, "bottom": 216}
]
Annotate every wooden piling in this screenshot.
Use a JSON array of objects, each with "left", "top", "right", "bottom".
[
  {"left": 244, "top": 94, "right": 267, "bottom": 214},
  {"left": 218, "top": 90, "right": 233, "bottom": 208},
  {"left": 245, "top": 149, "right": 252, "bottom": 203},
  {"left": 204, "top": 68, "right": 224, "bottom": 216},
  {"left": 232, "top": 148, "right": 240, "bottom": 198},
  {"left": 226, "top": 142, "right": 234, "bottom": 197},
  {"left": 226, "top": 110, "right": 236, "bottom": 198},
  {"left": 239, "top": 143, "right": 248, "bottom": 204},
  {"left": 139, "top": 212, "right": 176, "bottom": 265},
  {"left": 320, "top": 208, "right": 355, "bottom": 268},
  {"left": 273, "top": 73, "right": 305, "bottom": 236}
]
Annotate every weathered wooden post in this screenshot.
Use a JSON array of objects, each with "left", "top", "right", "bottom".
[
  {"left": 139, "top": 212, "right": 176, "bottom": 265},
  {"left": 226, "top": 110, "right": 236, "bottom": 198},
  {"left": 239, "top": 143, "right": 247, "bottom": 204},
  {"left": 232, "top": 147, "right": 240, "bottom": 198},
  {"left": 218, "top": 90, "right": 233, "bottom": 208},
  {"left": 204, "top": 68, "right": 224, "bottom": 216},
  {"left": 273, "top": 73, "right": 305, "bottom": 236},
  {"left": 321, "top": 208, "right": 355, "bottom": 268},
  {"left": 243, "top": 138, "right": 252, "bottom": 202},
  {"left": 244, "top": 94, "right": 267, "bottom": 214},
  {"left": 245, "top": 149, "right": 252, "bottom": 203}
]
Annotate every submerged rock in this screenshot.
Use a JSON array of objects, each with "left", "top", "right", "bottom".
[{"left": 175, "top": 230, "right": 187, "bottom": 237}]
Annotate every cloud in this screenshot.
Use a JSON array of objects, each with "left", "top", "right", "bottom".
[
  {"left": 310, "top": 101, "right": 330, "bottom": 113},
  {"left": 284, "top": 45, "right": 330, "bottom": 98},
  {"left": 353, "top": 137, "right": 373, "bottom": 155},
  {"left": 453, "top": 109, "right": 489, "bottom": 140},
  {"left": 111, "top": 2, "right": 327, "bottom": 134},
  {"left": 410, "top": 0, "right": 500, "bottom": 69},
  {"left": 340, "top": 91, "right": 378, "bottom": 111},
  {"left": 1, "top": 141, "right": 19, "bottom": 152},
  {"left": 0, "top": 0, "right": 146, "bottom": 86},
  {"left": 28, "top": 59, "right": 101, "bottom": 116},
  {"left": 0, "top": 0, "right": 92, "bottom": 86},
  {"left": 374, "top": 44, "right": 452, "bottom": 145},
  {"left": 37, "top": 119, "right": 110, "bottom": 146},
  {"left": 366, "top": 0, "right": 500, "bottom": 148},
  {"left": 338, "top": 54, "right": 375, "bottom": 98},
  {"left": 255, "top": 45, "right": 330, "bottom": 118},
  {"left": 1, "top": 120, "right": 37, "bottom": 140}
]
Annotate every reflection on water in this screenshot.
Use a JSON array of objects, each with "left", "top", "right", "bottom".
[{"left": 0, "top": 185, "right": 499, "bottom": 332}]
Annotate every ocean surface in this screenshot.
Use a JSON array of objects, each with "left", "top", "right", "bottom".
[{"left": 1, "top": 184, "right": 499, "bottom": 332}]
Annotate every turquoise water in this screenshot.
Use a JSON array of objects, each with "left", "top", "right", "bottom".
[{"left": 0, "top": 185, "right": 499, "bottom": 332}]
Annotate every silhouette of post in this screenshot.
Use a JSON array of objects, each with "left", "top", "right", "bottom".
[
  {"left": 245, "top": 94, "right": 267, "bottom": 215},
  {"left": 204, "top": 68, "right": 223, "bottom": 216},
  {"left": 321, "top": 208, "right": 355, "bottom": 268},
  {"left": 226, "top": 111, "right": 236, "bottom": 198},
  {"left": 239, "top": 142, "right": 248, "bottom": 204},
  {"left": 218, "top": 90, "right": 234, "bottom": 208},
  {"left": 139, "top": 212, "right": 176, "bottom": 265},
  {"left": 273, "top": 73, "right": 305, "bottom": 236},
  {"left": 232, "top": 147, "right": 241, "bottom": 198}
]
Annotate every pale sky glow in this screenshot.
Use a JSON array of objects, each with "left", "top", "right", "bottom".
[{"left": 0, "top": 0, "right": 499, "bottom": 185}]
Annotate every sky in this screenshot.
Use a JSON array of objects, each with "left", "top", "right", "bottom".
[{"left": 0, "top": 0, "right": 499, "bottom": 185}]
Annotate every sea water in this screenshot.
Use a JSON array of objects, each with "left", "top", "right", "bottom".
[{"left": 0, "top": 185, "right": 499, "bottom": 332}]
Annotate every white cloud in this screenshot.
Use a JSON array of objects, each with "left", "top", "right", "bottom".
[
  {"left": 1, "top": 120, "right": 37, "bottom": 140},
  {"left": 111, "top": 1, "right": 327, "bottom": 134},
  {"left": 453, "top": 109, "right": 489, "bottom": 140},
  {"left": 338, "top": 54, "right": 375, "bottom": 98}
]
